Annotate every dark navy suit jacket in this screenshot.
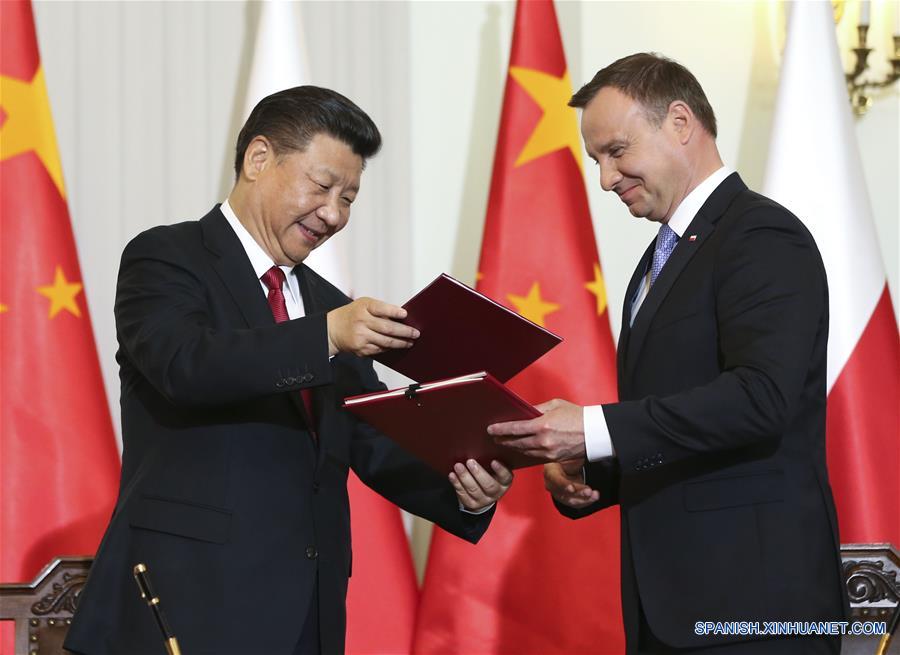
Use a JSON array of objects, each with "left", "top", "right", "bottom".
[
  {"left": 558, "top": 174, "right": 848, "bottom": 652},
  {"left": 67, "top": 207, "right": 492, "bottom": 654}
]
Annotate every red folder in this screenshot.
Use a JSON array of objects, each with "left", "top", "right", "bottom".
[
  {"left": 344, "top": 372, "right": 545, "bottom": 472},
  {"left": 374, "top": 274, "right": 561, "bottom": 383},
  {"left": 345, "top": 274, "right": 562, "bottom": 473}
]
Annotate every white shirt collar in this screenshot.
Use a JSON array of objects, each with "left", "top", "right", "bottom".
[
  {"left": 219, "top": 198, "right": 302, "bottom": 307},
  {"left": 666, "top": 166, "right": 733, "bottom": 237},
  {"left": 220, "top": 198, "right": 277, "bottom": 279}
]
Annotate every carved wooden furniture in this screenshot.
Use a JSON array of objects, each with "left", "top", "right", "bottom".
[
  {"left": 0, "top": 546, "right": 897, "bottom": 653},
  {"left": 842, "top": 543, "right": 900, "bottom": 654},
  {"left": 0, "top": 557, "right": 91, "bottom": 655}
]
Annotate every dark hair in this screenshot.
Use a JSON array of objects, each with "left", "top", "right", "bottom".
[
  {"left": 569, "top": 53, "right": 717, "bottom": 138},
  {"left": 234, "top": 85, "right": 382, "bottom": 177}
]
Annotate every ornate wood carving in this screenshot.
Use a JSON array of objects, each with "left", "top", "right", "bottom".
[
  {"left": 31, "top": 570, "right": 88, "bottom": 615},
  {"left": 840, "top": 542, "right": 900, "bottom": 646},
  {"left": 844, "top": 558, "right": 900, "bottom": 605}
]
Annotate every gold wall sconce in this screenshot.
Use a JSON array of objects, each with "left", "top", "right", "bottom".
[{"left": 838, "top": 0, "right": 900, "bottom": 115}]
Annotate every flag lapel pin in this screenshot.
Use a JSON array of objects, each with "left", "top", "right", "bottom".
[{"left": 688, "top": 234, "right": 698, "bottom": 242}]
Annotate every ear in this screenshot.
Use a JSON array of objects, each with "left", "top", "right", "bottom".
[
  {"left": 666, "top": 100, "right": 695, "bottom": 145},
  {"left": 242, "top": 136, "right": 274, "bottom": 182}
]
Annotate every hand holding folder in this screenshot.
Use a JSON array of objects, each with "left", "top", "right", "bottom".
[
  {"left": 343, "top": 274, "right": 562, "bottom": 473},
  {"left": 373, "top": 274, "right": 560, "bottom": 383}
]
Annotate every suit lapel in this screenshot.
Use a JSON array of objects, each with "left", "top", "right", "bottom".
[
  {"left": 200, "top": 207, "right": 274, "bottom": 329},
  {"left": 618, "top": 241, "right": 654, "bottom": 388},
  {"left": 296, "top": 264, "right": 324, "bottom": 315},
  {"left": 623, "top": 173, "right": 747, "bottom": 378},
  {"left": 201, "top": 208, "right": 321, "bottom": 454},
  {"left": 296, "top": 265, "right": 332, "bottom": 470}
]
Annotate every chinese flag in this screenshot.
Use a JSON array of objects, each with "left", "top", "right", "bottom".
[
  {"left": 0, "top": 0, "right": 120, "bottom": 592},
  {"left": 413, "top": 1, "right": 624, "bottom": 652}
]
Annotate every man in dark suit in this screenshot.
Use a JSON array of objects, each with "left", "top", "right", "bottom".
[
  {"left": 489, "top": 54, "right": 847, "bottom": 653},
  {"left": 66, "top": 86, "right": 512, "bottom": 655}
]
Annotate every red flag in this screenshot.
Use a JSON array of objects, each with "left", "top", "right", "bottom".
[
  {"left": 762, "top": 1, "right": 899, "bottom": 547},
  {"left": 413, "top": 1, "right": 623, "bottom": 652},
  {"left": 237, "top": 4, "right": 421, "bottom": 648},
  {"left": 0, "top": 0, "right": 120, "bottom": 589},
  {"left": 345, "top": 474, "right": 419, "bottom": 654},
  {"left": 236, "top": 2, "right": 422, "bottom": 650}
]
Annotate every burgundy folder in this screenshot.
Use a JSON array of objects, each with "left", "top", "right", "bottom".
[
  {"left": 343, "top": 274, "right": 562, "bottom": 473},
  {"left": 374, "top": 274, "right": 561, "bottom": 383},
  {"left": 344, "top": 372, "right": 545, "bottom": 473}
]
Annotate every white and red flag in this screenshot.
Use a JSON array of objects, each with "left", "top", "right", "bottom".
[
  {"left": 763, "top": 0, "right": 899, "bottom": 547},
  {"left": 241, "top": 4, "right": 418, "bottom": 652}
]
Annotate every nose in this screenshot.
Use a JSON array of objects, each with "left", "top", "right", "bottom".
[
  {"left": 316, "top": 195, "right": 344, "bottom": 228},
  {"left": 599, "top": 160, "right": 621, "bottom": 193}
]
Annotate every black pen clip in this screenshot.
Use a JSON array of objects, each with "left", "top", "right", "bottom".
[{"left": 405, "top": 383, "right": 423, "bottom": 406}]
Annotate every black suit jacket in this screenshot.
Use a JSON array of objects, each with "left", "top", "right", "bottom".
[
  {"left": 66, "top": 207, "right": 492, "bottom": 655},
  {"left": 558, "top": 174, "right": 847, "bottom": 651}
]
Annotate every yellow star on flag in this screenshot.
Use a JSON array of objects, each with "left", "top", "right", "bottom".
[
  {"left": 37, "top": 266, "right": 83, "bottom": 318},
  {"left": 507, "top": 282, "right": 560, "bottom": 328},
  {"left": 0, "top": 67, "right": 66, "bottom": 197},
  {"left": 509, "top": 66, "right": 583, "bottom": 171},
  {"left": 584, "top": 263, "right": 608, "bottom": 315},
  {"left": 0, "top": 303, "right": 8, "bottom": 314}
]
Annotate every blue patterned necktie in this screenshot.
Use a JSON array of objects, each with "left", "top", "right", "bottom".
[{"left": 650, "top": 223, "right": 679, "bottom": 287}]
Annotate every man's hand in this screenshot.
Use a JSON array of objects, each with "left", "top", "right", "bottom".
[
  {"left": 449, "top": 459, "right": 513, "bottom": 512},
  {"left": 488, "top": 398, "right": 586, "bottom": 463},
  {"left": 326, "top": 297, "right": 419, "bottom": 357},
  {"left": 544, "top": 460, "right": 600, "bottom": 508}
]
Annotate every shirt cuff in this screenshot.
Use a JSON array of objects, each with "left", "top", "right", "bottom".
[
  {"left": 584, "top": 405, "right": 615, "bottom": 461},
  {"left": 460, "top": 502, "right": 494, "bottom": 515}
]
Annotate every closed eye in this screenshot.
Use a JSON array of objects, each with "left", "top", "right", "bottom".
[{"left": 600, "top": 140, "right": 627, "bottom": 158}]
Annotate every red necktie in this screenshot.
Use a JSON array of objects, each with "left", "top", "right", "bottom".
[{"left": 261, "top": 266, "right": 317, "bottom": 438}]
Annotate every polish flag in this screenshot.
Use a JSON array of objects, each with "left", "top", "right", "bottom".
[
  {"left": 763, "top": 0, "right": 899, "bottom": 547},
  {"left": 242, "top": 4, "right": 418, "bottom": 652},
  {"left": 242, "top": 0, "right": 353, "bottom": 294}
]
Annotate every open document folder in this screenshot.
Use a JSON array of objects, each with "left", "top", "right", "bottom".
[
  {"left": 344, "top": 372, "right": 543, "bottom": 473},
  {"left": 342, "top": 274, "right": 562, "bottom": 473}
]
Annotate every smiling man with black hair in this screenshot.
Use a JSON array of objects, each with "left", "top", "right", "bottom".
[{"left": 66, "top": 86, "right": 512, "bottom": 655}]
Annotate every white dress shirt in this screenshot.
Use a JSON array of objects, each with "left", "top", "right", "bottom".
[
  {"left": 220, "top": 198, "right": 306, "bottom": 319},
  {"left": 583, "top": 166, "right": 733, "bottom": 462}
]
